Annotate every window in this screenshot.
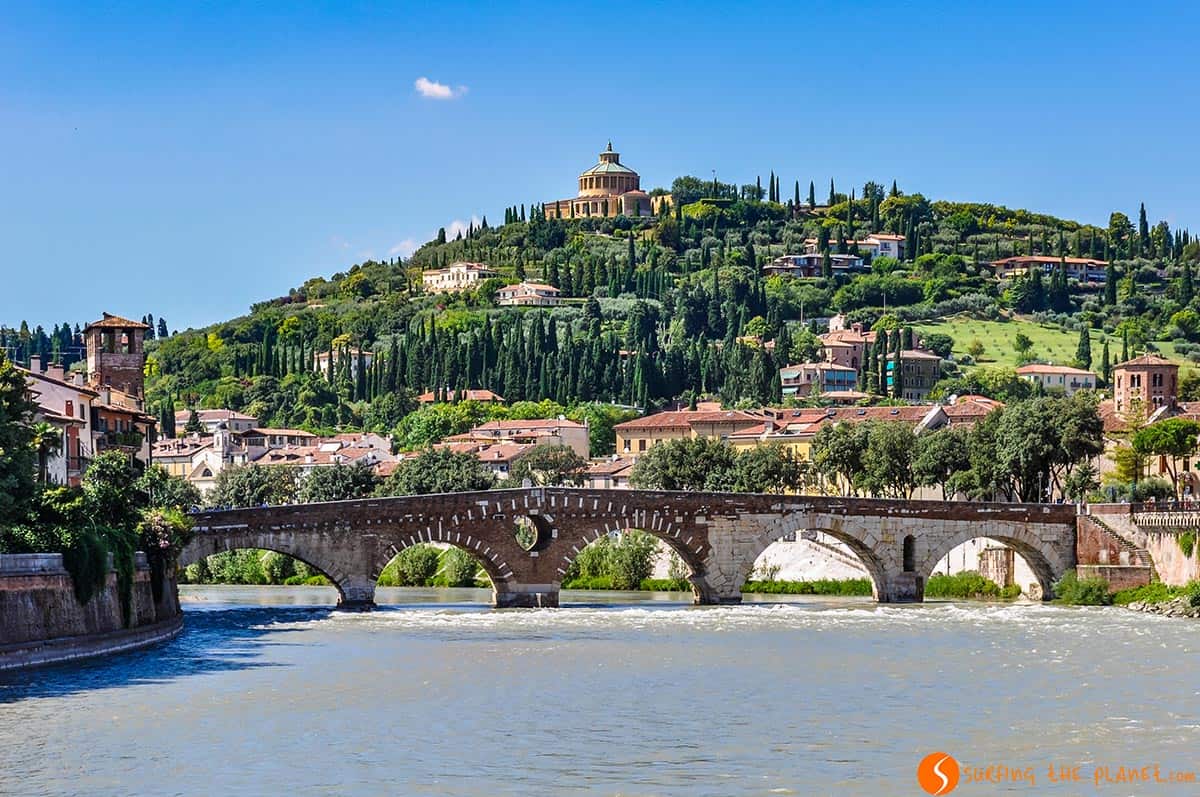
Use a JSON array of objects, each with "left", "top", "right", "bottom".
[
  {"left": 903, "top": 535, "right": 916, "bottom": 572},
  {"left": 638, "top": 439, "right": 646, "bottom": 452}
]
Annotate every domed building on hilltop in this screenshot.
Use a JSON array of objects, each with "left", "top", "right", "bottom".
[{"left": 544, "top": 143, "right": 669, "bottom": 220}]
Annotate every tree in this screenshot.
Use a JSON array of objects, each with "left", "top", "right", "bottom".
[
  {"left": 508, "top": 444, "right": 589, "bottom": 486},
  {"left": 0, "top": 353, "right": 37, "bottom": 526},
  {"left": 628, "top": 437, "right": 737, "bottom": 491},
  {"left": 29, "top": 421, "right": 63, "bottom": 485},
  {"left": 913, "top": 427, "right": 971, "bottom": 498},
  {"left": 135, "top": 465, "right": 202, "bottom": 511},
  {"left": 860, "top": 421, "right": 918, "bottom": 498},
  {"left": 184, "top": 409, "right": 204, "bottom": 435},
  {"left": 1131, "top": 418, "right": 1200, "bottom": 499},
  {"left": 1074, "top": 327, "right": 1092, "bottom": 370},
  {"left": 381, "top": 448, "right": 497, "bottom": 495},
  {"left": 1013, "top": 332, "right": 1034, "bottom": 360},
  {"left": 730, "top": 445, "right": 807, "bottom": 493},
  {"left": 811, "top": 421, "right": 871, "bottom": 496},
  {"left": 207, "top": 465, "right": 299, "bottom": 508},
  {"left": 157, "top": 317, "right": 169, "bottom": 339},
  {"left": 298, "top": 461, "right": 379, "bottom": 503}
]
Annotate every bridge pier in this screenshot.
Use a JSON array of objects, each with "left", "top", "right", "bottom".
[
  {"left": 494, "top": 582, "right": 558, "bottom": 608},
  {"left": 335, "top": 576, "right": 377, "bottom": 612},
  {"left": 879, "top": 572, "right": 925, "bottom": 603}
]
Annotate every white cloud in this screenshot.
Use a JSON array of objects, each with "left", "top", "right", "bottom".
[
  {"left": 388, "top": 239, "right": 419, "bottom": 258},
  {"left": 444, "top": 216, "right": 482, "bottom": 241},
  {"left": 414, "top": 76, "right": 467, "bottom": 100}
]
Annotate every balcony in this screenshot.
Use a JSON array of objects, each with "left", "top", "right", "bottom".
[{"left": 98, "top": 430, "right": 144, "bottom": 450}]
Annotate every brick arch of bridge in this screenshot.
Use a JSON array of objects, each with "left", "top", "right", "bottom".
[
  {"left": 914, "top": 522, "right": 1072, "bottom": 601},
  {"left": 547, "top": 515, "right": 714, "bottom": 603},
  {"left": 180, "top": 530, "right": 366, "bottom": 608},
  {"left": 366, "top": 526, "right": 526, "bottom": 607}
]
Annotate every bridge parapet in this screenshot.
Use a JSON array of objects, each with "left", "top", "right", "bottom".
[{"left": 1133, "top": 512, "right": 1200, "bottom": 529}]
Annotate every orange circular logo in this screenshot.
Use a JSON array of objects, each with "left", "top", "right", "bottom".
[{"left": 917, "top": 752, "right": 960, "bottom": 795}]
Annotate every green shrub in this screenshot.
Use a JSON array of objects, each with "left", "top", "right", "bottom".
[
  {"left": 561, "top": 575, "right": 614, "bottom": 590},
  {"left": 925, "top": 571, "right": 1015, "bottom": 600},
  {"left": 1053, "top": 570, "right": 1112, "bottom": 605},
  {"left": 741, "top": 578, "right": 873, "bottom": 596},
  {"left": 640, "top": 577, "right": 691, "bottom": 591},
  {"left": 378, "top": 544, "right": 440, "bottom": 586},
  {"left": 304, "top": 574, "right": 331, "bottom": 586},
  {"left": 1113, "top": 581, "right": 1184, "bottom": 605},
  {"left": 436, "top": 547, "right": 482, "bottom": 587},
  {"left": 60, "top": 527, "right": 109, "bottom": 605},
  {"left": 1180, "top": 531, "right": 1196, "bottom": 558}
]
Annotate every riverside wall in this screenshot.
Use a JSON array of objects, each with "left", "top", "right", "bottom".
[{"left": 0, "top": 552, "right": 182, "bottom": 670}]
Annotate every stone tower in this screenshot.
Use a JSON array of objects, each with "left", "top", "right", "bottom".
[{"left": 85, "top": 313, "right": 150, "bottom": 397}]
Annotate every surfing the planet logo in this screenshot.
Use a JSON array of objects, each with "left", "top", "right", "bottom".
[{"left": 918, "top": 752, "right": 961, "bottom": 795}]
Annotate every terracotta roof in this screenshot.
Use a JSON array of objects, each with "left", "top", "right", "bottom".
[
  {"left": 174, "top": 409, "right": 258, "bottom": 422},
  {"left": 1015, "top": 364, "right": 1096, "bottom": 377},
  {"left": 1098, "top": 399, "right": 1129, "bottom": 434},
  {"left": 896, "top": 349, "right": 941, "bottom": 361},
  {"left": 991, "top": 256, "right": 1108, "bottom": 266},
  {"left": 19, "top": 366, "right": 100, "bottom": 397},
  {"left": 587, "top": 457, "right": 635, "bottom": 476},
  {"left": 239, "top": 427, "right": 316, "bottom": 438},
  {"left": 152, "top": 437, "right": 214, "bottom": 458},
  {"left": 472, "top": 418, "right": 584, "bottom": 431},
  {"left": 1115, "top": 353, "right": 1177, "bottom": 369},
  {"left": 614, "top": 409, "right": 764, "bottom": 431},
  {"left": 417, "top": 389, "right": 505, "bottom": 403},
  {"left": 85, "top": 312, "right": 150, "bottom": 331}
]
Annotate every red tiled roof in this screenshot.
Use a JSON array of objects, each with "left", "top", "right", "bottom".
[
  {"left": 1015, "top": 364, "right": 1096, "bottom": 376},
  {"left": 614, "top": 409, "right": 764, "bottom": 431},
  {"left": 1115, "top": 354, "right": 1177, "bottom": 369},
  {"left": 85, "top": 312, "right": 151, "bottom": 330}
]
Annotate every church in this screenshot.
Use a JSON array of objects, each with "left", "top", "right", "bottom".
[{"left": 543, "top": 143, "right": 668, "bottom": 219}]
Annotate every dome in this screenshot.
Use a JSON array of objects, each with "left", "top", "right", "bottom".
[
  {"left": 581, "top": 160, "right": 636, "bottom": 176},
  {"left": 577, "top": 142, "right": 640, "bottom": 198}
]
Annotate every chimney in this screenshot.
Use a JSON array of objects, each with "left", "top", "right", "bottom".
[
  {"left": 72, "top": 373, "right": 84, "bottom": 387},
  {"left": 46, "top": 363, "right": 65, "bottom": 382},
  {"left": 29, "top": 355, "right": 42, "bottom": 374}
]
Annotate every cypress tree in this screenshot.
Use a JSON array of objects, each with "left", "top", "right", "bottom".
[
  {"left": 828, "top": 178, "right": 836, "bottom": 206},
  {"left": 1104, "top": 263, "right": 1118, "bottom": 306},
  {"left": 1075, "top": 327, "right": 1092, "bottom": 369},
  {"left": 1101, "top": 340, "right": 1111, "bottom": 386},
  {"left": 808, "top": 181, "right": 816, "bottom": 207}
]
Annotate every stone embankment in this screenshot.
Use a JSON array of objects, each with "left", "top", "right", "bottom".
[
  {"left": 1125, "top": 598, "right": 1200, "bottom": 619},
  {"left": 0, "top": 552, "right": 182, "bottom": 670}
]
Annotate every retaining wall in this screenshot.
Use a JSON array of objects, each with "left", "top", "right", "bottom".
[{"left": 0, "top": 552, "right": 182, "bottom": 670}]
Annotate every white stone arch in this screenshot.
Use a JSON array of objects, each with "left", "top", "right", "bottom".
[
  {"left": 915, "top": 521, "right": 1071, "bottom": 601},
  {"left": 730, "top": 512, "right": 892, "bottom": 602}
]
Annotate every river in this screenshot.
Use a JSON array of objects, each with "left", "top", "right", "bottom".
[{"left": 3, "top": 586, "right": 1200, "bottom": 796}]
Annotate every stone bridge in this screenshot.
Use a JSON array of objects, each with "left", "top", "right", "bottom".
[{"left": 182, "top": 488, "right": 1079, "bottom": 609}]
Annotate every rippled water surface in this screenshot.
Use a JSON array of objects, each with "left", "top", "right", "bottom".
[{"left": 4, "top": 586, "right": 1200, "bottom": 796}]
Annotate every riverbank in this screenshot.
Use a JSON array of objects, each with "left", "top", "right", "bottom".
[{"left": 0, "top": 552, "right": 181, "bottom": 670}]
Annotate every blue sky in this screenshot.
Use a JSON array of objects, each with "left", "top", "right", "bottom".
[{"left": 2, "top": 1, "right": 1198, "bottom": 331}]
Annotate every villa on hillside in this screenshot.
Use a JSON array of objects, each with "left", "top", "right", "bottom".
[
  {"left": 990, "top": 256, "right": 1108, "bottom": 282},
  {"left": 422, "top": 262, "right": 498, "bottom": 294},
  {"left": 801, "top": 233, "right": 907, "bottom": 260},
  {"left": 497, "top": 282, "right": 562, "bottom": 307},
  {"left": 1014, "top": 363, "right": 1097, "bottom": 395}
]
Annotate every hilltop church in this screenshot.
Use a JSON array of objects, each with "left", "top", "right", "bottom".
[{"left": 544, "top": 143, "right": 669, "bottom": 220}]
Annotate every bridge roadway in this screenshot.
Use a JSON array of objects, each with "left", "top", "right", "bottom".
[{"left": 183, "top": 488, "right": 1079, "bottom": 609}]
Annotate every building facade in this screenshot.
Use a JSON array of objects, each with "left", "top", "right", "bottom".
[
  {"left": 1014, "top": 364, "right": 1097, "bottom": 396},
  {"left": 497, "top": 282, "right": 563, "bottom": 307},
  {"left": 1112, "top": 353, "right": 1178, "bottom": 415},
  {"left": 542, "top": 143, "right": 665, "bottom": 220},
  {"left": 422, "top": 262, "right": 498, "bottom": 294}
]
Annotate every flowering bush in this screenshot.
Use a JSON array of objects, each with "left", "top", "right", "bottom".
[{"left": 137, "top": 508, "right": 194, "bottom": 560}]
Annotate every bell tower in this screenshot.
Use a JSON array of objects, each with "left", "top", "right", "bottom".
[{"left": 85, "top": 313, "right": 150, "bottom": 397}]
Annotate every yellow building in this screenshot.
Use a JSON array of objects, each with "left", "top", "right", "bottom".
[{"left": 544, "top": 143, "right": 669, "bottom": 220}]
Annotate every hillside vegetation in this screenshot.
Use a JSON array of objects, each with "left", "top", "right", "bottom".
[{"left": 6, "top": 175, "right": 1198, "bottom": 452}]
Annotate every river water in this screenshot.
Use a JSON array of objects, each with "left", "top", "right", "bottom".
[{"left": 4, "top": 586, "right": 1200, "bottom": 796}]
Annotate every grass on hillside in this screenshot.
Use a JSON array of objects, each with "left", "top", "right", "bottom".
[{"left": 914, "top": 315, "right": 1191, "bottom": 371}]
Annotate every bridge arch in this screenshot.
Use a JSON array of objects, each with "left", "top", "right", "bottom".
[
  {"left": 553, "top": 519, "right": 711, "bottom": 602},
  {"left": 180, "top": 535, "right": 350, "bottom": 606},
  {"left": 369, "top": 529, "right": 517, "bottom": 606},
  {"left": 915, "top": 524, "right": 1069, "bottom": 601},
  {"left": 736, "top": 514, "right": 891, "bottom": 603}
]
